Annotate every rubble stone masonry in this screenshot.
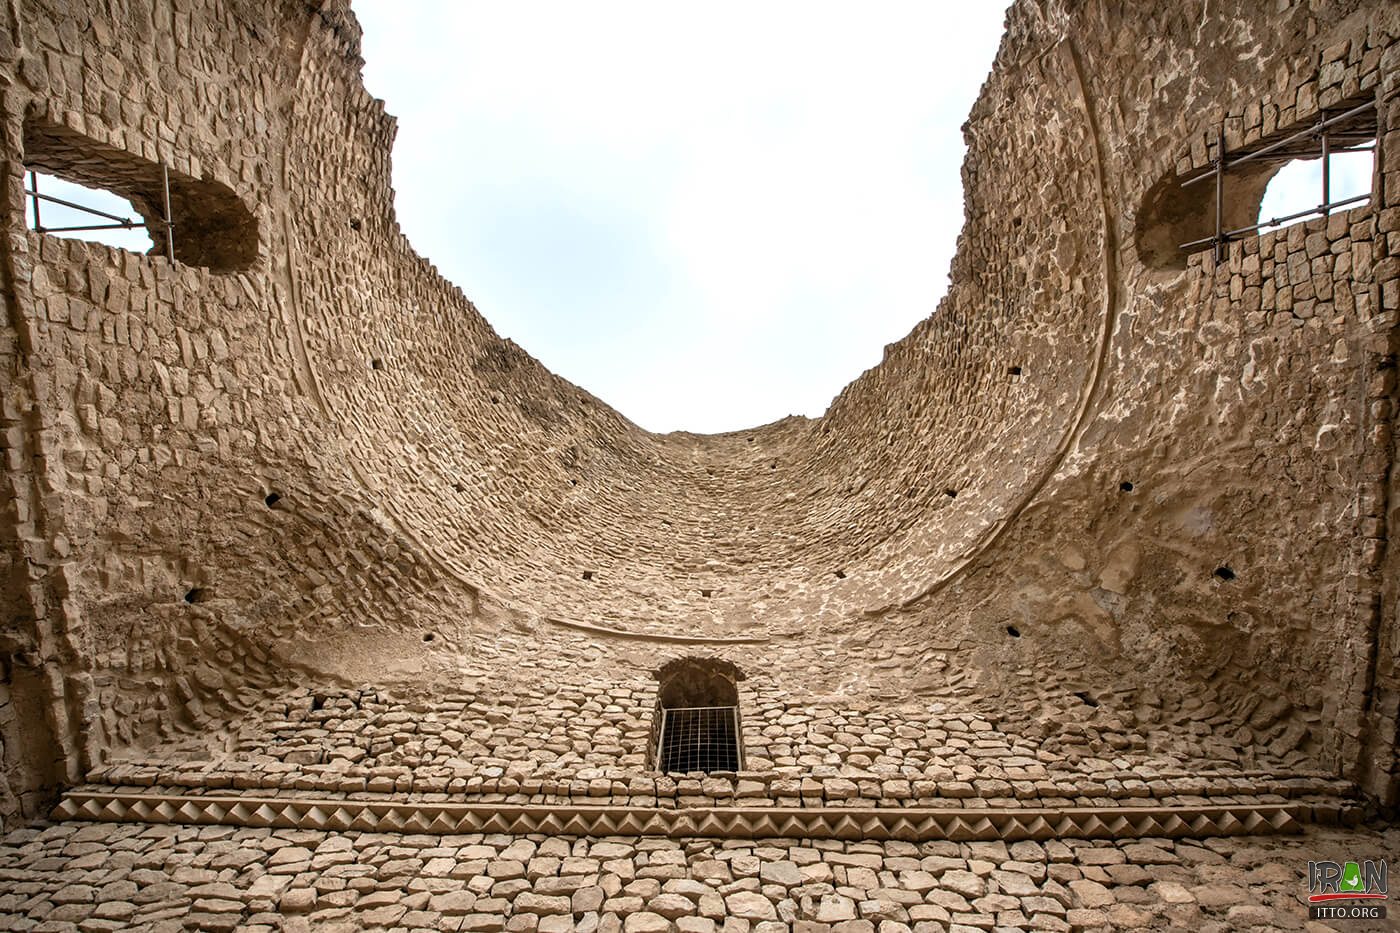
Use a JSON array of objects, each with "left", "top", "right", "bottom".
[{"left": 0, "top": 0, "right": 1398, "bottom": 931}]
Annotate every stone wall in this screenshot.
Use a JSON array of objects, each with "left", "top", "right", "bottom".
[
  {"left": 1, "top": 819, "right": 1396, "bottom": 932},
  {"left": 0, "top": 0, "right": 1396, "bottom": 851}
]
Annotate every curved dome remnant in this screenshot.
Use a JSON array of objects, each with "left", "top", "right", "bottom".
[{"left": 0, "top": 0, "right": 1396, "bottom": 854}]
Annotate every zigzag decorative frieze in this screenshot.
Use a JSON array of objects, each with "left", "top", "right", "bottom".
[{"left": 52, "top": 789, "right": 1308, "bottom": 842}]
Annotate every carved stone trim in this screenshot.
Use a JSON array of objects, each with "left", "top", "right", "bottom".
[{"left": 53, "top": 789, "right": 1307, "bottom": 841}]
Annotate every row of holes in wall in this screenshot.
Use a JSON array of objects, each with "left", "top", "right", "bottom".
[
  {"left": 208, "top": 485, "right": 1238, "bottom": 647},
  {"left": 574, "top": 479, "right": 1187, "bottom": 589}
]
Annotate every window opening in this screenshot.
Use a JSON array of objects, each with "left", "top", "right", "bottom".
[
  {"left": 25, "top": 171, "right": 160, "bottom": 254},
  {"left": 26, "top": 168, "right": 171, "bottom": 259},
  {"left": 23, "top": 117, "right": 258, "bottom": 271},
  {"left": 1257, "top": 146, "right": 1373, "bottom": 234},
  {"left": 1178, "top": 98, "right": 1377, "bottom": 261},
  {"left": 652, "top": 657, "right": 744, "bottom": 773}
]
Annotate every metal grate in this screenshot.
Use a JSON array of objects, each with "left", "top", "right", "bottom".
[
  {"left": 1179, "top": 97, "right": 1377, "bottom": 260},
  {"left": 657, "top": 705, "right": 740, "bottom": 773}
]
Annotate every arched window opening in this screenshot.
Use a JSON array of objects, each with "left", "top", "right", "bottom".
[
  {"left": 23, "top": 117, "right": 258, "bottom": 272},
  {"left": 652, "top": 657, "right": 743, "bottom": 774},
  {"left": 1137, "top": 96, "right": 1377, "bottom": 270},
  {"left": 24, "top": 171, "right": 155, "bottom": 253}
]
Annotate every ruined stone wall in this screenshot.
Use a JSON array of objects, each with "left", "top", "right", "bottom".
[
  {"left": 5, "top": 819, "right": 1395, "bottom": 932},
  {"left": 0, "top": 0, "right": 1397, "bottom": 839},
  {"left": 945, "top": 1, "right": 1400, "bottom": 804}
]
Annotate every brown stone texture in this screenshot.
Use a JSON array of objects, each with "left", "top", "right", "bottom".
[
  {"left": 1, "top": 822, "right": 1397, "bottom": 932},
  {"left": 1, "top": 0, "right": 1399, "bottom": 929}
]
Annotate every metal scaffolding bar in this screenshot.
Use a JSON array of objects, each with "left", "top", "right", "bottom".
[
  {"left": 1321, "top": 128, "right": 1331, "bottom": 216},
  {"left": 25, "top": 164, "right": 177, "bottom": 265},
  {"left": 1181, "top": 98, "right": 1377, "bottom": 188},
  {"left": 23, "top": 183, "right": 139, "bottom": 228},
  {"left": 1179, "top": 96, "right": 1377, "bottom": 257},
  {"left": 1214, "top": 125, "right": 1224, "bottom": 263},
  {"left": 36, "top": 222, "right": 148, "bottom": 233},
  {"left": 1179, "top": 191, "right": 1371, "bottom": 250},
  {"left": 161, "top": 162, "right": 175, "bottom": 262},
  {"left": 28, "top": 171, "right": 40, "bottom": 230},
  {"left": 1235, "top": 144, "right": 1371, "bottom": 162}
]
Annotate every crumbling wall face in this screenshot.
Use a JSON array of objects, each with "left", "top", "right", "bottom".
[
  {"left": 236, "top": 0, "right": 1120, "bottom": 646},
  {"left": 0, "top": 1, "right": 478, "bottom": 825},
  {"left": 0, "top": 92, "right": 84, "bottom": 829},
  {"left": 1367, "top": 85, "right": 1400, "bottom": 807},
  {"left": 932, "top": 4, "right": 1400, "bottom": 800},
  {"left": 0, "top": 305, "right": 64, "bottom": 830},
  {"left": 915, "top": 3, "right": 1400, "bottom": 803},
  {"left": 1124, "top": 14, "right": 1400, "bottom": 802}
]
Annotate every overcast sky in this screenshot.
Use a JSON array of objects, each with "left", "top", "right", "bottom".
[
  {"left": 28, "top": 6, "right": 1374, "bottom": 434},
  {"left": 352, "top": 2, "right": 1011, "bottom": 434}
]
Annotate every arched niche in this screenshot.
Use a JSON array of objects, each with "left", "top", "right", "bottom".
[{"left": 651, "top": 657, "right": 745, "bottom": 773}]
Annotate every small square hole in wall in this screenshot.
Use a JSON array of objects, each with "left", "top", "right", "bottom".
[
  {"left": 834, "top": 569, "right": 846, "bottom": 579},
  {"left": 1008, "top": 365, "right": 1022, "bottom": 377},
  {"left": 582, "top": 571, "right": 594, "bottom": 581},
  {"left": 701, "top": 589, "right": 713, "bottom": 598},
  {"left": 370, "top": 358, "right": 384, "bottom": 371}
]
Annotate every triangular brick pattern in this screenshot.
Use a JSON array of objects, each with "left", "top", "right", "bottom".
[{"left": 53, "top": 788, "right": 1307, "bottom": 842}]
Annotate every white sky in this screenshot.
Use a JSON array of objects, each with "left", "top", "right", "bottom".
[
  {"left": 1257, "top": 148, "right": 1373, "bottom": 231},
  {"left": 353, "top": 2, "right": 1012, "bottom": 434},
  {"left": 27, "top": 9, "right": 1375, "bottom": 435}
]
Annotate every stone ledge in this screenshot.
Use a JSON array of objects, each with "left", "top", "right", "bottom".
[
  {"left": 53, "top": 788, "right": 1315, "bottom": 842},
  {"left": 543, "top": 615, "right": 774, "bottom": 644},
  {"left": 84, "top": 762, "right": 1355, "bottom": 812},
  {"left": 89, "top": 761, "right": 1357, "bottom": 807}
]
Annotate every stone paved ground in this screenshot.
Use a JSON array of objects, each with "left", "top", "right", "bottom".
[{"left": 0, "top": 821, "right": 1394, "bottom": 932}]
